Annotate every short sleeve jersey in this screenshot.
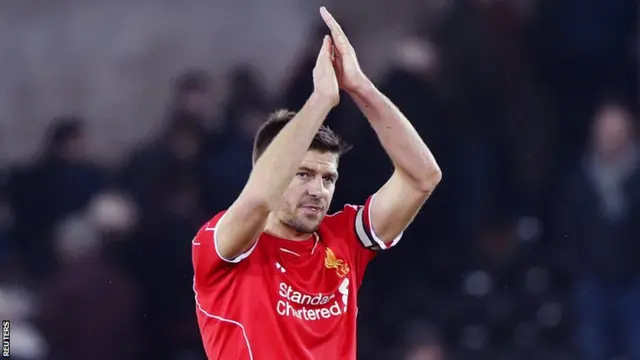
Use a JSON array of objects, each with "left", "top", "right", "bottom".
[{"left": 192, "top": 195, "right": 402, "bottom": 360}]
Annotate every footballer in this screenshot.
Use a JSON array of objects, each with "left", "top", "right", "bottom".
[{"left": 192, "top": 7, "right": 442, "bottom": 359}]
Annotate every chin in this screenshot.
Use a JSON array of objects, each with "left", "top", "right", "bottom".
[
  {"left": 298, "top": 223, "right": 320, "bottom": 234},
  {"left": 291, "top": 218, "right": 321, "bottom": 234}
]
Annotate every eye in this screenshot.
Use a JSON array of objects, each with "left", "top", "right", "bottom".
[
  {"left": 297, "top": 172, "right": 310, "bottom": 179},
  {"left": 323, "top": 176, "right": 336, "bottom": 184}
]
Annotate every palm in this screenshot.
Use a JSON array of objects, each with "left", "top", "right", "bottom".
[
  {"left": 332, "top": 51, "right": 362, "bottom": 91},
  {"left": 313, "top": 35, "right": 340, "bottom": 105}
]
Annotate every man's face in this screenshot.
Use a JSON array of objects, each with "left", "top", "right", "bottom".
[
  {"left": 59, "top": 135, "right": 87, "bottom": 163},
  {"left": 593, "top": 104, "right": 634, "bottom": 157},
  {"left": 274, "top": 150, "right": 339, "bottom": 234},
  {"left": 405, "top": 346, "right": 445, "bottom": 360},
  {"left": 179, "top": 89, "right": 215, "bottom": 120}
]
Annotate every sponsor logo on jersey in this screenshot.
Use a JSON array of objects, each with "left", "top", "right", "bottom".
[
  {"left": 276, "top": 279, "right": 350, "bottom": 321},
  {"left": 324, "top": 248, "right": 349, "bottom": 278}
]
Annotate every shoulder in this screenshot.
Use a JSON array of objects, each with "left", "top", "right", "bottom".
[
  {"left": 192, "top": 210, "right": 226, "bottom": 254},
  {"left": 201, "top": 210, "right": 227, "bottom": 231},
  {"left": 193, "top": 209, "right": 263, "bottom": 287},
  {"left": 319, "top": 203, "right": 368, "bottom": 247},
  {"left": 323, "top": 204, "right": 360, "bottom": 227}
]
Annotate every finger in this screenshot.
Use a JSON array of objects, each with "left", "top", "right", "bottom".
[
  {"left": 319, "top": 7, "right": 342, "bottom": 40},
  {"left": 319, "top": 7, "right": 352, "bottom": 51},
  {"left": 332, "top": 46, "right": 340, "bottom": 63},
  {"left": 316, "top": 35, "right": 330, "bottom": 64}
]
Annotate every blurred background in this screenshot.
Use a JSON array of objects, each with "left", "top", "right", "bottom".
[{"left": 0, "top": 0, "right": 637, "bottom": 359}]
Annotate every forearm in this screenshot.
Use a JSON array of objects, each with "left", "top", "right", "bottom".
[
  {"left": 350, "top": 82, "right": 441, "bottom": 190},
  {"left": 243, "top": 92, "right": 334, "bottom": 207}
]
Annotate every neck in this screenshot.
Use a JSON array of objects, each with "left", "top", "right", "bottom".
[
  {"left": 595, "top": 143, "right": 636, "bottom": 165},
  {"left": 265, "top": 213, "right": 313, "bottom": 241}
]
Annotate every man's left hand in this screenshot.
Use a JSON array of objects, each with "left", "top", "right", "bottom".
[{"left": 320, "top": 7, "right": 371, "bottom": 93}]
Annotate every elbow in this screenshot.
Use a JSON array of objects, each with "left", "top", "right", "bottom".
[{"left": 414, "top": 164, "right": 442, "bottom": 194}]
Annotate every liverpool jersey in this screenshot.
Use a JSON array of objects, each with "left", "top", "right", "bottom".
[{"left": 192, "top": 195, "right": 402, "bottom": 360}]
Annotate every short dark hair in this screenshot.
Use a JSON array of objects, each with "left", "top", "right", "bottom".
[
  {"left": 47, "top": 116, "right": 84, "bottom": 150},
  {"left": 252, "top": 109, "right": 352, "bottom": 163},
  {"left": 174, "top": 69, "right": 212, "bottom": 93}
]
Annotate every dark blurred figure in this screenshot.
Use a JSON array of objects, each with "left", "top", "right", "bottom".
[
  {"left": 532, "top": 0, "right": 638, "bottom": 166},
  {"left": 401, "top": 323, "right": 447, "bottom": 360},
  {"left": 121, "top": 70, "right": 214, "bottom": 213},
  {"left": 7, "top": 116, "right": 106, "bottom": 280},
  {"left": 433, "top": 0, "right": 522, "bottom": 246},
  {"left": 203, "top": 65, "right": 271, "bottom": 210},
  {"left": 39, "top": 192, "right": 141, "bottom": 360},
  {"left": 404, "top": 344, "right": 446, "bottom": 360},
  {"left": 223, "top": 65, "right": 269, "bottom": 123},
  {"left": 120, "top": 114, "right": 209, "bottom": 211},
  {"left": 556, "top": 101, "right": 640, "bottom": 360},
  {"left": 120, "top": 70, "right": 217, "bottom": 360},
  {"left": 0, "top": 173, "right": 11, "bottom": 270},
  {"left": 133, "top": 163, "right": 209, "bottom": 360},
  {"left": 168, "top": 69, "right": 216, "bottom": 126}
]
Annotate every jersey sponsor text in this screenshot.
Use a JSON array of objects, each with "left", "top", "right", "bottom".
[{"left": 276, "top": 280, "right": 349, "bottom": 321}]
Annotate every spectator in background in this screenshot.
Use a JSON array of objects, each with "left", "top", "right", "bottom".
[
  {"left": 223, "top": 65, "right": 269, "bottom": 123},
  {"left": 202, "top": 65, "right": 271, "bottom": 210},
  {"left": 401, "top": 323, "right": 447, "bottom": 360},
  {"left": 120, "top": 112, "right": 209, "bottom": 211},
  {"left": 0, "top": 175, "right": 11, "bottom": 270},
  {"left": 433, "top": 1, "right": 521, "bottom": 248},
  {"left": 39, "top": 191, "right": 141, "bottom": 360},
  {"left": 8, "top": 116, "right": 106, "bottom": 280},
  {"left": 121, "top": 69, "right": 214, "bottom": 212},
  {"left": 557, "top": 100, "right": 640, "bottom": 360},
  {"left": 119, "top": 70, "right": 217, "bottom": 360},
  {"left": 167, "top": 69, "right": 216, "bottom": 127},
  {"left": 404, "top": 344, "right": 446, "bottom": 360},
  {"left": 132, "top": 162, "right": 208, "bottom": 360},
  {"left": 532, "top": 0, "right": 637, "bottom": 166}
]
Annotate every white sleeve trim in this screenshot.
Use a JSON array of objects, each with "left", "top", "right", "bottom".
[
  {"left": 205, "top": 212, "right": 259, "bottom": 264},
  {"left": 355, "top": 193, "right": 403, "bottom": 250}
]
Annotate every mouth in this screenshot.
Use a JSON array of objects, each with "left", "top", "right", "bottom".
[{"left": 300, "top": 205, "right": 324, "bottom": 214}]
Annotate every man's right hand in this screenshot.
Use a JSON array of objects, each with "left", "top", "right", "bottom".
[{"left": 313, "top": 35, "right": 340, "bottom": 107}]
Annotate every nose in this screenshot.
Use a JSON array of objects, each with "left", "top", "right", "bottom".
[{"left": 306, "top": 176, "right": 327, "bottom": 198}]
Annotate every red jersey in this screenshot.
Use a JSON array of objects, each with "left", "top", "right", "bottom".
[{"left": 192, "top": 195, "right": 402, "bottom": 360}]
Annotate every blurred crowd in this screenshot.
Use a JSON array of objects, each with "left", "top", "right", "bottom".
[{"left": 0, "top": 0, "right": 638, "bottom": 359}]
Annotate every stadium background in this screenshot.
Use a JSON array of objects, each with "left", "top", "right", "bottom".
[{"left": 0, "top": 0, "right": 637, "bottom": 359}]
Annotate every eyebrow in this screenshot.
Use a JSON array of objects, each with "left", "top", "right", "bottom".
[{"left": 299, "top": 166, "right": 339, "bottom": 179}]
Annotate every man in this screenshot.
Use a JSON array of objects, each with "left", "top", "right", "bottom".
[
  {"left": 192, "top": 7, "right": 441, "bottom": 359},
  {"left": 557, "top": 101, "right": 640, "bottom": 360}
]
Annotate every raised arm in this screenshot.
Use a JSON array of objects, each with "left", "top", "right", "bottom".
[
  {"left": 216, "top": 35, "right": 339, "bottom": 260},
  {"left": 321, "top": 7, "right": 441, "bottom": 245}
]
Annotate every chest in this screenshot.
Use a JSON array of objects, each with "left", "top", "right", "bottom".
[
  {"left": 577, "top": 171, "right": 640, "bottom": 214},
  {"left": 243, "top": 243, "right": 357, "bottom": 324}
]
